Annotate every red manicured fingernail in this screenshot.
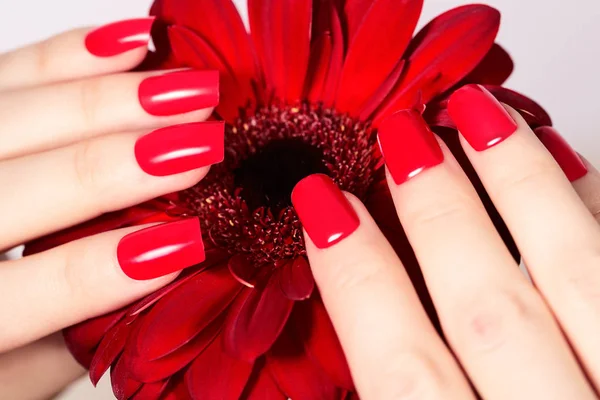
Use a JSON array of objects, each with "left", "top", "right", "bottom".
[
  {"left": 117, "top": 219, "right": 205, "bottom": 280},
  {"left": 378, "top": 110, "right": 444, "bottom": 184},
  {"left": 535, "top": 126, "right": 588, "bottom": 182},
  {"left": 135, "top": 122, "right": 224, "bottom": 176},
  {"left": 139, "top": 70, "right": 219, "bottom": 116},
  {"left": 85, "top": 18, "right": 155, "bottom": 57},
  {"left": 292, "top": 174, "right": 359, "bottom": 249},
  {"left": 448, "top": 84, "right": 518, "bottom": 151}
]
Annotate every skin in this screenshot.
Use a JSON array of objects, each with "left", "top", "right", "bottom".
[
  {"left": 2, "top": 25, "right": 600, "bottom": 400},
  {"left": 306, "top": 109, "right": 600, "bottom": 399},
  {"left": 0, "top": 27, "right": 214, "bottom": 398}
]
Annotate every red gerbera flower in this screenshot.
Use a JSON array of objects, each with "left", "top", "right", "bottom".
[{"left": 27, "top": 0, "right": 552, "bottom": 398}]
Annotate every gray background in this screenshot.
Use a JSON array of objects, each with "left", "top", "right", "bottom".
[{"left": 0, "top": 0, "right": 598, "bottom": 398}]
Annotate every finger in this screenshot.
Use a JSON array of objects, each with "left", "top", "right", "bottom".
[
  {"left": 573, "top": 156, "right": 600, "bottom": 223},
  {"left": 448, "top": 84, "right": 600, "bottom": 391},
  {"left": 378, "top": 110, "right": 595, "bottom": 399},
  {"left": 292, "top": 175, "right": 475, "bottom": 400},
  {"left": 0, "top": 219, "right": 205, "bottom": 352},
  {"left": 0, "top": 122, "right": 223, "bottom": 250},
  {"left": 0, "top": 69, "right": 218, "bottom": 160},
  {"left": 0, "top": 19, "right": 154, "bottom": 91},
  {"left": 0, "top": 333, "right": 84, "bottom": 399}
]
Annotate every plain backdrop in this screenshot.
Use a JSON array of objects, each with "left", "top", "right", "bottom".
[{"left": 1, "top": 0, "right": 599, "bottom": 398}]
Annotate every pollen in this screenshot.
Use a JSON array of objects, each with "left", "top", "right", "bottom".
[{"left": 179, "top": 102, "right": 380, "bottom": 266}]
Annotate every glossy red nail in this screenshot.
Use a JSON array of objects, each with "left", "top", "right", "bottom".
[
  {"left": 139, "top": 70, "right": 219, "bottom": 116},
  {"left": 135, "top": 122, "right": 224, "bottom": 176},
  {"left": 535, "top": 126, "right": 587, "bottom": 182},
  {"left": 117, "top": 219, "right": 205, "bottom": 280},
  {"left": 292, "top": 174, "right": 360, "bottom": 249},
  {"left": 448, "top": 84, "right": 518, "bottom": 151},
  {"left": 378, "top": 110, "right": 444, "bottom": 184},
  {"left": 85, "top": 18, "right": 155, "bottom": 57}
]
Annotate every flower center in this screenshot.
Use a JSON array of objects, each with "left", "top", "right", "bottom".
[
  {"left": 178, "top": 103, "right": 379, "bottom": 267},
  {"left": 234, "top": 138, "right": 329, "bottom": 212}
]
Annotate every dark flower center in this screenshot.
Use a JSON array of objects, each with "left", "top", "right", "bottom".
[
  {"left": 234, "top": 139, "right": 329, "bottom": 212},
  {"left": 178, "top": 103, "right": 380, "bottom": 266}
]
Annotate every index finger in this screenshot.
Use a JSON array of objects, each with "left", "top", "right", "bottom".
[{"left": 292, "top": 174, "right": 475, "bottom": 400}]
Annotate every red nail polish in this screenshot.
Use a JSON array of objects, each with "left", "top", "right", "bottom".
[
  {"left": 535, "top": 126, "right": 588, "bottom": 182},
  {"left": 135, "top": 122, "right": 224, "bottom": 176},
  {"left": 292, "top": 174, "right": 360, "bottom": 249},
  {"left": 448, "top": 84, "right": 518, "bottom": 151},
  {"left": 117, "top": 219, "right": 205, "bottom": 280},
  {"left": 85, "top": 18, "right": 155, "bottom": 57},
  {"left": 378, "top": 110, "right": 444, "bottom": 184},
  {"left": 139, "top": 70, "right": 219, "bottom": 116}
]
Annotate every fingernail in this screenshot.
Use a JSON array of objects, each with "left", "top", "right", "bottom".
[
  {"left": 448, "top": 84, "right": 518, "bottom": 151},
  {"left": 535, "top": 126, "right": 588, "bottom": 182},
  {"left": 139, "top": 70, "right": 219, "bottom": 116},
  {"left": 378, "top": 110, "right": 444, "bottom": 184},
  {"left": 292, "top": 174, "right": 359, "bottom": 249},
  {"left": 85, "top": 18, "right": 155, "bottom": 57},
  {"left": 135, "top": 122, "right": 224, "bottom": 176},
  {"left": 117, "top": 219, "right": 205, "bottom": 280}
]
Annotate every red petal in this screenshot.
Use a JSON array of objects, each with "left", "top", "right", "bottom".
[
  {"left": 185, "top": 334, "right": 254, "bottom": 400},
  {"left": 128, "top": 315, "right": 223, "bottom": 383},
  {"left": 229, "top": 254, "right": 258, "bottom": 288},
  {"left": 358, "top": 59, "right": 405, "bottom": 121},
  {"left": 152, "top": 0, "right": 259, "bottom": 106},
  {"left": 167, "top": 26, "right": 244, "bottom": 122},
  {"left": 129, "top": 251, "right": 228, "bottom": 317},
  {"left": 305, "top": 0, "right": 344, "bottom": 105},
  {"left": 249, "top": 0, "right": 312, "bottom": 102},
  {"left": 161, "top": 378, "right": 193, "bottom": 400},
  {"left": 25, "top": 205, "right": 163, "bottom": 255},
  {"left": 267, "top": 330, "right": 342, "bottom": 400},
  {"left": 240, "top": 361, "right": 287, "bottom": 400},
  {"left": 375, "top": 5, "right": 500, "bottom": 124},
  {"left": 463, "top": 43, "right": 514, "bottom": 86},
  {"left": 135, "top": 266, "right": 242, "bottom": 360},
  {"left": 336, "top": 0, "right": 423, "bottom": 116},
  {"left": 63, "top": 308, "right": 127, "bottom": 368},
  {"left": 89, "top": 319, "right": 132, "bottom": 386},
  {"left": 305, "top": 34, "right": 333, "bottom": 103},
  {"left": 224, "top": 274, "right": 295, "bottom": 361},
  {"left": 278, "top": 257, "right": 315, "bottom": 300},
  {"left": 111, "top": 356, "right": 142, "bottom": 400},
  {"left": 131, "top": 380, "right": 169, "bottom": 400},
  {"left": 293, "top": 299, "right": 354, "bottom": 390},
  {"left": 343, "top": 0, "right": 375, "bottom": 43},
  {"left": 484, "top": 85, "right": 552, "bottom": 127}
]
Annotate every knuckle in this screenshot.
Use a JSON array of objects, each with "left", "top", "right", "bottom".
[
  {"left": 496, "top": 161, "right": 557, "bottom": 198},
  {"left": 72, "top": 139, "right": 105, "bottom": 199},
  {"left": 451, "top": 288, "right": 541, "bottom": 353},
  {"left": 564, "top": 250, "right": 600, "bottom": 307},
  {"left": 372, "top": 350, "right": 444, "bottom": 399},
  {"left": 328, "top": 252, "right": 387, "bottom": 293},
  {"left": 407, "top": 199, "right": 472, "bottom": 229},
  {"left": 78, "top": 78, "right": 103, "bottom": 130},
  {"left": 60, "top": 244, "right": 88, "bottom": 308},
  {"left": 32, "top": 39, "right": 54, "bottom": 77}
]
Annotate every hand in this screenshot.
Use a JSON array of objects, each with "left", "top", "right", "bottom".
[
  {"left": 0, "top": 19, "right": 221, "bottom": 399},
  {"left": 292, "top": 85, "right": 600, "bottom": 399}
]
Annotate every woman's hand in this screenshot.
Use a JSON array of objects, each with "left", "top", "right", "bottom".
[
  {"left": 0, "top": 19, "right": 221, "bottom": 398},
  {"left": 293, "top": 85, "right": 600, "bottom": 399}
]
